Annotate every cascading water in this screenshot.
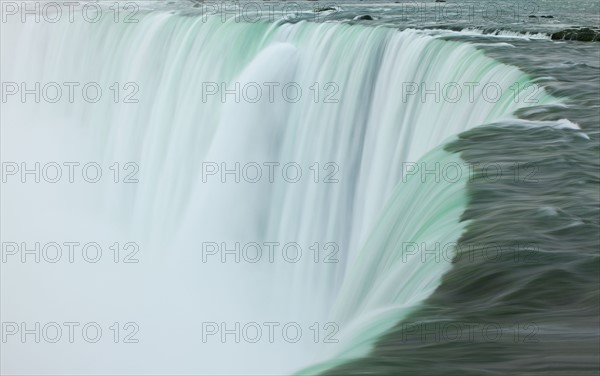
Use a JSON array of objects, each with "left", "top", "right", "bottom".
[{"left": 2, "top": 6, "right": 563, "bottom": 375}]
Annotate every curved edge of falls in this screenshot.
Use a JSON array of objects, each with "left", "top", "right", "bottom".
[{"left": 0, "top": 8, "right": 571, "bottom": 375}]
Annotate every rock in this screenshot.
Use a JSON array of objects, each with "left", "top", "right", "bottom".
[
  {"left": 541, "top": 15, "right": 555, "bottom": 19},
  {"left": 354, "top": 15, "right": 374, "bottom": 21},
  {"left": 436, "top": 0, "right": 446, "bottom": 2},
  {"left": 551, "top": 28, "right": 600, "bottom": 42},
  {"left": 315, "top": 6, "right": 336, "bottom": 12}
]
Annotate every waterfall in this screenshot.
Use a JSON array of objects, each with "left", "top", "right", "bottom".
[{"left": 1, "top": 8, "right": 556, "bottom": 375}]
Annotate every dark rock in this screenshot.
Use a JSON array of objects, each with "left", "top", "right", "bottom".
[
  {"left": 541, "top": 15, "right": 555, "bottom": 19},
  {"left": 354, "top": 15, "right": 374, "bottom": 21},
  {"left": 315, "top": 6, "right": 336, "bottom": 12},
  {"left": 551, "top": 28, "right": 600, "bottom": 42}
]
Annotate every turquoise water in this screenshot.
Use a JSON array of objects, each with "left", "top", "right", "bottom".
[{"left": 1, "top": 1, "right": 598, "bottom": 375}]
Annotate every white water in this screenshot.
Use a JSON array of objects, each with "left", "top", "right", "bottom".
[
  {"left": 1, "top": 8, "right": 554, "bottom": 375},
  {"left": 459, "top": 28, "right": 552, "bottom": 40}
]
